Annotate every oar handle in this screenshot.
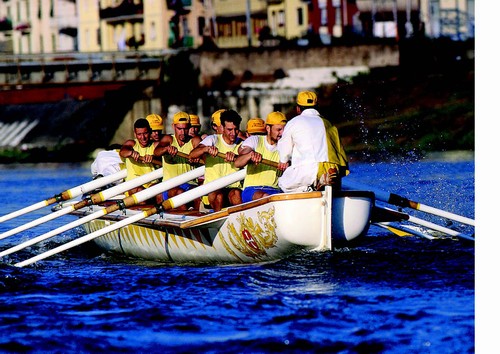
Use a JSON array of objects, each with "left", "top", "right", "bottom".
[
  {"left": 215, "top": 152, "right": 279, "bottom": 169},
  {"left": 177, "top": 151, "right": 190, "bottom": 160},
  {"left": 138, "top": 156, "right": 162, "bottom": 166},
  {"left": 160, "top": 151, "right": 204, "bottom": 166}
]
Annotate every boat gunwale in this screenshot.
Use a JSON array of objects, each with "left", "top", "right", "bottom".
[{"left": 70, "top": 189, "right": 374, "bottom": 231}]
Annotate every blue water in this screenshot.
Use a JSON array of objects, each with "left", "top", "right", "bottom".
[{"left": 0, "top": 159, "right": 475, "bottom": 353}]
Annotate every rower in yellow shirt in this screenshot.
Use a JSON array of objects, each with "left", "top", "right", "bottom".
[
  {"left": 154, "top": 111, "right": 201, "bottom": 210},
  {"left": 234, "top": 112, "right": 287, "bottom": 202},
  {"left": 189, "top": 109, "right": 243, "bottom": 212},
  {"left": 120, "top": 118, "right": 158, "bottom": 196},
  {"left": 146, "top": 113, "right": 165, "bottom": 143}
]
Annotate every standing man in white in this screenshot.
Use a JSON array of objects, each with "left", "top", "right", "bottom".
[{"left": 277, "top": 91, "right": 349, "bottom": 193}]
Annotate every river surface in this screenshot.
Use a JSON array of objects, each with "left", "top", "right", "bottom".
[{"left": 0, "top": 158, "right": 475, "bottom": 353}]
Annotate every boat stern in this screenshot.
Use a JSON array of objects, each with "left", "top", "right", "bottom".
[{"left": 331, "top": 190, "right": 374, "bottom": 244}]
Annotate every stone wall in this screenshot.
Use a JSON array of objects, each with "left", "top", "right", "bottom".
[{"left": 194, "top": 44, "right": 399, "bottom": 87}]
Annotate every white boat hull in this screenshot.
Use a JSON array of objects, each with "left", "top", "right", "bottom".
[{"left": 75, "top": 188, "right": 374, "bottom": 264}]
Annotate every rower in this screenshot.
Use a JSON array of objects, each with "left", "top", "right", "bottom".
[
  {"left": 153, "top": 111, "right": 201, "bottom": 210},
  {"left": 189, "top": 109, "right": 243, "bottom": 212},
  {"left": 234, "top": 112, "right": 287, "bottom": 202},
  {"left": 188, "top": 113, "right": 202, "bottom": 139},
  {"left": 120, "top": 118, "right": 158, "bottom": 196},
  {"left": 245, "top": 117, "right": 266, "bottom": 137},
  {"left": 146, "top": 113, "right": 165, "bottom": 143}
]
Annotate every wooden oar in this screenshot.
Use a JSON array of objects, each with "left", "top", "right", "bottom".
[
  {"left": 372, "top": 206, "right": 474, "bottom": 241},
  {"left": 0, "top": 169, "right": 128, "bottom": 225},
  {"left": 14, "top": 168, "right": 247, "bottom": 267},
  {"left": 233, "top": 153, "right": 279, "bottom": 169},
  {"left": 0, "top": 152, "right": 201, "bottom": 256},
  {"left": 343, "top": 180, "right": 475, "bottom": 227},
  {"left": 0, "top": 166, "right": 205, "bottom": 259},
  {"left": 0, "top": 151, "right": 196, "bottom": 240},
  {"left": 0, "top": 168, "right": 164, "bottom": 241}
]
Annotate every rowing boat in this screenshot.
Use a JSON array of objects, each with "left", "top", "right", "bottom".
[
  {"left": 70, "top": 188, "right": 374, "bottom": 264},
  {"left": 1, "top": 164, "right": 473, "bottom": 268}
]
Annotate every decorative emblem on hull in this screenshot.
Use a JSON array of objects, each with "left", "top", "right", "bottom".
[{"left": 223, "top": 207, "right": 278, "bottom": 259}]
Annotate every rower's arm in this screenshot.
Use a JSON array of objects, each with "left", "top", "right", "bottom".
[
  {"left": 189, "top": 144, "right": 210, "bottom": 159},
  {"left": 233, "top": 146, "right": 254, "bottom": 168},
  {"left": 153, "top": 135, "right": 173, "bottom": 157},
  {"left": 119, "top": 140, "right": 136, "bottom": 159}
]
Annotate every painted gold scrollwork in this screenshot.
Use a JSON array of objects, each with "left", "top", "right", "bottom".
[{"left": 223, "top": 207, "right": 278, "bottom": 259}]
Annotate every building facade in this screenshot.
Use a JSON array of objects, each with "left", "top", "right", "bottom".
[
  {"left": 266, "top": 0, "right": 309, "bottom": 43},
  {"left": 0, "top": 0, "right": 475, "bottom": 55},
  {"left": 307, "top": 0, "right": 360, "bottom": 44},
  {"left": 420, "top": 0, "right": 474, "bottom": 40},
  {"left": 0, "top": 0, "right": 77, "bottom": 54},
  {"left": 80, "top": 0, "right": 216, "bottom": 52},
  {"left": 355, "top": 0, "right": 474, "bottom": 40}
]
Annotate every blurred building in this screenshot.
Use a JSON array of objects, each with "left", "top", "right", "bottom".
[
  {"left": 0, "top": 0, "right": 474, "bottom": 55},
  {"left": 79, "top": 0, "right": 214, "bottom": 52},
  {"left": 306, "top": 0, "right": 360, "bottom": 44},
  {"left": 0, "top": 0, "right": 77, "bottom": 54},
  {"left": 420, "top": 0, "right": 474, "bottom": 40},
  {"left": 355, "top": 0, "right": 474, "bottom": 40}
]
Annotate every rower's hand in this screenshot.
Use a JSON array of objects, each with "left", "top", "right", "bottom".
[
  {"left": 142, "top": 154, "right": 153, "bottom": 163},
  {"left": 277, "top": 161, "right": 289, "bottom": 171},
  {"left": 207, "top": 146, "right": 219, "bottom": 157},
  {"left": 250, "top": 151, "right": 262, "bottom": 164},
  {"left": 189, "top": 157, "right": 201, "bottom": 165},
  {"left": 225, "top": 151, "right": 236, "bottom": 162},
  {"left": 165, "top": 145, "right": 178, "bottom": 156},
  {"left": 131, "top": 151, "right": 140, "bottom": 161}
]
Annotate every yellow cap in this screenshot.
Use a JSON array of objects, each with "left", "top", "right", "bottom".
[
  {"left": 211, "top": 109, "right": 226, "bottom": 127},
  {"left": 189, "top": 114, "right": 201, "bottom": 127},
  {"left": 246, "top": 118, "right": 266, "bottom": 134},
  {"left": 173, "top": 111, "right": 190, "bottom": 124},
  {"left": 265, "top": 112, "right": 287, "bottom": 125},
  {"left": 296, "top": 91, "right": 317, "bottom": 107},
  {"left": 146, "top": 114, "right": 163, "bottom": 131}
]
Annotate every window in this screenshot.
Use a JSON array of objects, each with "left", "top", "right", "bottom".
[
  {"left": 198, "top": 17, "right": 205, "bottom": 36},
  {"left": 297, "top": 8, "right": 303, "bottom": 26},
  {"left": 321, "top": 8, "right": 327, "bottom": 25},
  {"left": 278, "top": 10, "right": 284, "bottom": 27},
  {"left": 150, "top": 22, "right": 157, "bottom": 41},
  {"left": 52, "top": 34, "right": 56, "bottom": 52}
]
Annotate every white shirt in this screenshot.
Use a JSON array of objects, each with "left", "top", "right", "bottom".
[
  {"left": 277, "top": 108, "right": 328, "bottom": 192},
  {"left": 240, "top": 135, "right": 277, "bottom": 152},
  {"left": 91, "top": 150, "right": 123, "bottom": 178}
]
